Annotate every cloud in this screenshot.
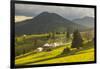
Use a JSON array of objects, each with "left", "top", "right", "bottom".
[
  {"left": 15, "top": 3, "right": 94, "bottom": 20},
  {"left": 15, "top": 16, "right": 33, "bottom": 22}
]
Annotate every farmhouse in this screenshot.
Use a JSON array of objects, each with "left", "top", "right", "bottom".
[
  {"left": 43, "top": 42, "right": 63, "bottom": 47},
  {"left": 36, "top": 47, "right": 43, "bottom": 52},
  {"left": 36, "top": 42, "right": 64, "bottom": 52}
]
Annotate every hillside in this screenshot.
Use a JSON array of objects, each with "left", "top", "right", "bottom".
[
  {"left": 15, "top": 12, "right": 88, "bottom": 35},
  {"left": 15, "top": 41, "right": 94, "bottom": 66},
  {"left": 73, "top": 16, "right": 94, "bottom": 28}
]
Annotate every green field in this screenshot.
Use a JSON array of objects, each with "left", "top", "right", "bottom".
[
  {"left": 33, "top": 49, "right": 94, "bottom": 65},
  {"left": 15, "top": 30, "right": 94, "bottom": 66},
  {"left": 15, "top": 40, "right": 94, "bottom": 66}
]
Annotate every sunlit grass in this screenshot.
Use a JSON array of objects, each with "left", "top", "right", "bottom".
[
  {"left": 15, "top": 45, "right": 67, "bottom": 65},
  {"left": 15, "top": 41, "right": 94, "bottom": 66},
  {"left": 15, "top": 31, "right": 94, "bottom": 66},
  {"left": 33, "top": 49, "right": 94, "bottom": 65}
]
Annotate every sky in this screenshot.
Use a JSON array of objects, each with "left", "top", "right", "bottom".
[{"left": 15, "top": 3, "right": 94, "bottom": 21}]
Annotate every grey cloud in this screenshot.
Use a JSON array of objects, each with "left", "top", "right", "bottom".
[{"left": 15, "top": 3, "right": 94, "bottom": 20}]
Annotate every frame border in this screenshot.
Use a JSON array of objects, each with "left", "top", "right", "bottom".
[{"left": 10, "top": 0, "right": 97, "bottom": 68}]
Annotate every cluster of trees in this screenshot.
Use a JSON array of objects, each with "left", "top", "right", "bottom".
[
  {"left": 15, "top": 28, "right": 93, "bottom": 56},
  {"left": 46, "top": 30, "right": 71, "bottom": 43},
  {"left": 62, "top": 30, "right": 83, "bottom": 54},
  {"left": 62, "top": 29, "right": 94, "bottom": 54},
  {"left": 15, "top": 36, "right": 49, "bottom": 56}
]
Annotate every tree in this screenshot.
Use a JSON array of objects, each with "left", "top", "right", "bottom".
[
  {"left": 47, "top": 33, "right": 52, "bottom": 39},
  {"left": 71, "top": 30, "right": 83, "bottom": 49},
  {"left": 66, "top": 31, "right": 70, "bottom": 38},
  {"left": 51, "top": 32, "right": 56, "bottom": 43},
  {"left": 84, "top": 31, "right": 93, "bottom": 42},
  {"left": 66, "top": 31, "right": 70, "bottom": 41},
  {"left": 63, "top": 48, "right": 71, "bottom": 53},
  {"left": 66, "top": 28, "right": 71, "bottom": 41}
]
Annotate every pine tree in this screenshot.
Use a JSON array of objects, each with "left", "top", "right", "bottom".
[
  {"left": 71, "top": 30, "right": 83, "bottom": 49},
  {"left": 84, "top": 31, "right": 92, "bottom": 42},
  {"left": 66, "top": 31, "right": 70, "bottom": 41},
  {"left": 66, "top": 28, "right": 70, "bottom": 41},
  {"left": 47, "top": 33, "right": 52, "bottom": 39}
]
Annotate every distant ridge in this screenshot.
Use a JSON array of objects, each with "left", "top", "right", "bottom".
[
  {"left": 15, "top": 12, "right": 88, "bottom": 35},
  {"left": 73, "top": 16, "right": 94, "bottom": 28}
]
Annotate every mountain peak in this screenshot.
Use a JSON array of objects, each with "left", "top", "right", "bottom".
[
  {"left": 15, "top": 12, "right": 87, "bottom": 35},
  {"left": 40, "top": 11, "right": 57, "bottom": 14},
  {"left": 33, "top": 11, "right": 67, "bottom": 22},
  {"left": 38, "top": 11, "right": 62, "bottom": 17}
]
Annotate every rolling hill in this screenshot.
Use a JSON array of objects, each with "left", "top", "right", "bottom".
[
  {"left": 73, "top": 16, "right": 94, "bottom": 28},
  {"left": 15, "top": 12, "right": 88, "bottom": 35}
]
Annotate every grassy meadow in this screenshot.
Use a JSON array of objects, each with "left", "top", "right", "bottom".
[{"left": 15, "top": 30, "right": 95, "bottom": 66}]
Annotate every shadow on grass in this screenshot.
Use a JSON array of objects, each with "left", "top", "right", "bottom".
[
  {"left": 15, "top": 50, "right": 42, "bottom": 60},
  {"left": 16, "top": 40, "right": 94, "bottom": 66}
]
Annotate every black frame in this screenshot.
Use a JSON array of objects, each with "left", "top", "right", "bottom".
[{"left": 11, "top": 0, "right": 97, "bottom": 68}]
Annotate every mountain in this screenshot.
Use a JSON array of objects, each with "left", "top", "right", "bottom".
[
  {"left": 15, "top": 12, "right": 88, "bottom": 35},
  {"left": 73, "top": 16, "right": 94, "bottom": 28}
]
